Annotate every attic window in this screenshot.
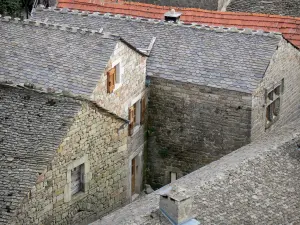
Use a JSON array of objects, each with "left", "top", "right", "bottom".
[{"left": 265, "top": 79, "right": 284, "bottom": 129}]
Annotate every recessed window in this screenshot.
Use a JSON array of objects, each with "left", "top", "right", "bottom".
[
  {"left": 71, "top": 164, "right": 84, "bottom": 195},
  {"left": 265, "top": 80, "right": 283, "bottom": 128},
  {"left": 128, "top": 96, "right": 146, "bottom": 136},
  {"left": 107, "top": 63, "right": 122, "bottom": 93},
  {"left": 170, "top": 172, "right": 177, "bottom": 183}
]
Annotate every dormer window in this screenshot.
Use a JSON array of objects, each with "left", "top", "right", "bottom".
[{"left": 107, "top": 63, "right": 122, "bottom": 93}]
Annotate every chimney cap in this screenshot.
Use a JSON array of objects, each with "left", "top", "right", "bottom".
[
  {"left": 164, "top": 9, "right": 182, "bottom": 18},
  {"left": 159, "top": 186, "right": 191, "bottom": 202}
]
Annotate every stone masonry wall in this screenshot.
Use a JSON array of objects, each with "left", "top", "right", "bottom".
[
  {"left": 93, "top": 117, "right": 300, "bottom": 225},
  {"left": 251, "top": 39, "right": 300, "bottom": 140},
  {"left": 147, "top": 77, "right": 252, "bottom": 188},
  {"left": 13, "top": 102, "right": 129, "bottom": 225},
  {"left": 91, "top": 41, "right": 147, "bottom": 120}
]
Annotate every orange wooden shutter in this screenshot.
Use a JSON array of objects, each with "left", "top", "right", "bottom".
[
  {"left": 128, "top": 106, "right": 134, "bottom": 136},
  {"left": 107, "top": 68, "right": 116, "bottom": 93},
  {"left": 141, "top": 96, "right": 146, "bottom": 124}
]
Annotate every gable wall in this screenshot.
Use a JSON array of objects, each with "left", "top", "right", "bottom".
[
  {"left": 147, "top": 77, "right": 252, "bottom": 188},
  {"left": 251, "top": 39, "right": 300, "bottom": 140},
  {"left": 13, "top": 102, "right": 129, "bottom": 225},
  {"left": 91, "top": 41, "right": 147, "bottom": 120}
]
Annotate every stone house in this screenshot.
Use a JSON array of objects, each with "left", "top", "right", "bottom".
[
  {"left": 33, "top": 7, "right": 300, "bottom": 188},
  {"left": 0, "top": 17, "right": 147, "bottom": 224}
]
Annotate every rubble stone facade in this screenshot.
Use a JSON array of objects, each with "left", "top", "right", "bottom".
[
  {"left": 92, "top": 41, "right": 147, "bottom": 119},
  {"left": 147, "top": 77, "right": 252, "bottom": 188},
  {"left": 13, "top": 103, "right": 129, "bottom": 225},
  {"left": 251, "top": 39, "right": 300, "bottom": 140}
]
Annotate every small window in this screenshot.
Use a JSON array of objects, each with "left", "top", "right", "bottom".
[
  {"left": 128, "top": 96, "right": 146, "bottom": 136},
  {"left": 107, "top": 63, "right": 122, "bottom": 93},
  {"left": 71, "top": 164, "right": 84, "bottom": 195},
  {"left": 170, "top": 172, "right": 177, "bottom": 183},
  {"left": 265, "top": 80, "right": 283, "bottom": 128}
]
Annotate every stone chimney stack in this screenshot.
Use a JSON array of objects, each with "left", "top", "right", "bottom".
[
  {"left": 164, "top": 9, "right": 182, "bottom": 22},
  {"left": 159, "top": 186, "right": 200, "bottom": 225}
]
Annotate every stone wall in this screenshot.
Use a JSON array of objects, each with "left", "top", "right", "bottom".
[
  {"left": 126, "top": 0, "right": 219, "bottom": 10},
  {"left": 92, "top": 117, "right": 300, "bottom": 225},
  {"left": 91, "top": 41, "right": 147, "bottom": 120},
  {"left": 13, "top": 102, "right": 129, "bottom": 225},
  {"left": 147, "top": 77, "right": 252, "bottom": 188},
  {"left": 251, "top": 39, "right": 300, "bottom": 140}
]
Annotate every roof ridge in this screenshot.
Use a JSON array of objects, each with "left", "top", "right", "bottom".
[
  {"left": 58, "top": 0, "right": 300, "bottom": 20},
  {"left": 0, "top": 14, "right": 119, "bottom": 40},
  {"left": 36, "top": 6, "right": 283, "bottom": 39},
  {"left": 0, "top": 80, "right": 129, "bottom": 123}
]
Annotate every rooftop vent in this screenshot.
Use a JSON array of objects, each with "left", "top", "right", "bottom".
[
  {"left": 159, "top": 186, "right": 200, "bottom": 225},
  {"left": 164, "top": 9, "right": 182, "bottom": 23}
]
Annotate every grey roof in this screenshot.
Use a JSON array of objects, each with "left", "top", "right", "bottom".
[
  {"left": 33, "top": 9, "right": 281, "bottom": 93},
  {"left": 0, "top": 84, "right": 81, "bottom": 224},
  {"left": 226, "top": 0, "right": 300, "bottom": 17},
  {"left": 92, "top": 118, "right": 300, "bottom": 225},
  {"left": 0, "top": 18, "right": 118, "bottom": 96}
]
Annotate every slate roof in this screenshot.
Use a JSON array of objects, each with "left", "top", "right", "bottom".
[
  {"left": 227, "top": 0, "right": 300, "bottom": 18},
  {"left": 0, "top": 17, "right": 118, "bottom": 97},
  {"left": 0, "top": 84, "right": 81, "bottom": 225},
  {"left": 56, "top": 0, "right": 300, "bottom": 48},
  {"left": 91, "top": 118, "right": 300, "bottom": 225},
  {"left": 34, "top": 8, "right": 281, "bottom": 93}
]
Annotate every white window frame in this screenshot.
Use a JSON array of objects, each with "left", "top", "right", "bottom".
[
  {"left": 64, "top": 155, "right": 91, "bottom": 203},
  {"left": 112, "top": 60, "right": 123, "bottom": 91}
]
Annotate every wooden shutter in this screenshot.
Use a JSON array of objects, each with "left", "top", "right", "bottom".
[
  {"left": 128, "top": 106, "right": 135, "bottom": 136},
  {"left": 107, "top": 68, "right": 116, "bottom": 93},
  {"left": 141, "top": 96, "right": 146, "bottom": 124}
]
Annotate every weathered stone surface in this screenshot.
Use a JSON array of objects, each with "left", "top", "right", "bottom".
[
  {"left": 251, "top": 39, "right": 300, "bottom": 140},
  {"left": 12, "top": 102, "right": 129, "bottom": 225},
  {"left": 91, "top": 41, "right": 147, "bottom": 119},
  {"left": 92, "top": 117, "right": 300, "bottom": 225},
  {"left": 0, "top": 85, "right": 81, "bottom": 225},
  {"left": 147, "top": 77, "right": 252, "bottom": 188}
]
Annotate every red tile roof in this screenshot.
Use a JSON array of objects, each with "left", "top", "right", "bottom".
[{"left": 57, "top": 0, "right": 300, "bottom": 48}]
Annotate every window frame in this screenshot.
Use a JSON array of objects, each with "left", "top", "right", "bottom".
[
  {"left": 64, "top": 155, "right": 90, "bottom": 203},
  {"left": 128, "top": 95, "right": 146, "bottom": 136},
  {"left": 107, "top": 61, "right": 123, "bottom": 94},
  {"left": 265, "top": 79, "right": 284, "bottom": 129}
]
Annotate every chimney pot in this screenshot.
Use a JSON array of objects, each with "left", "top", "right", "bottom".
[{"left": 164, "top": 9, "right": 182, "bottom": 23}]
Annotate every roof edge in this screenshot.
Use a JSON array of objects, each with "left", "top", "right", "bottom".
[
  {"left": 0, "top": 14, "right": 147, "bottom": 56},
  {"left": 0, "top": 81, "right": 129, "bottom": 123}
]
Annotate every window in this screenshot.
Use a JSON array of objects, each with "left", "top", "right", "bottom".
[
  {"left": 265, "top": 80, "right": 283, "bottom": 128},
  {"left": 64, "top": 155, "right": 90, "bottom": 202},
  {"left": 107, "top": 63, "right": 122, "bottom": 93},
  {"left": 170, "top": 172, "right": 177, "bottom": 183},
  {"left": 71, "top": 164, "right": 84, "bottom": 195},
  {"left": 129, "top": 96, "right": 146, "bottom": 136}
]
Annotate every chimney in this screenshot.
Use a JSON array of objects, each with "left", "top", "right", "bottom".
[
  {"left": 164, "top": 9, "right": 182, "bottom": 23},
  {"left": 159, "top": 186, "right": 200, "bottom": 225}
]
